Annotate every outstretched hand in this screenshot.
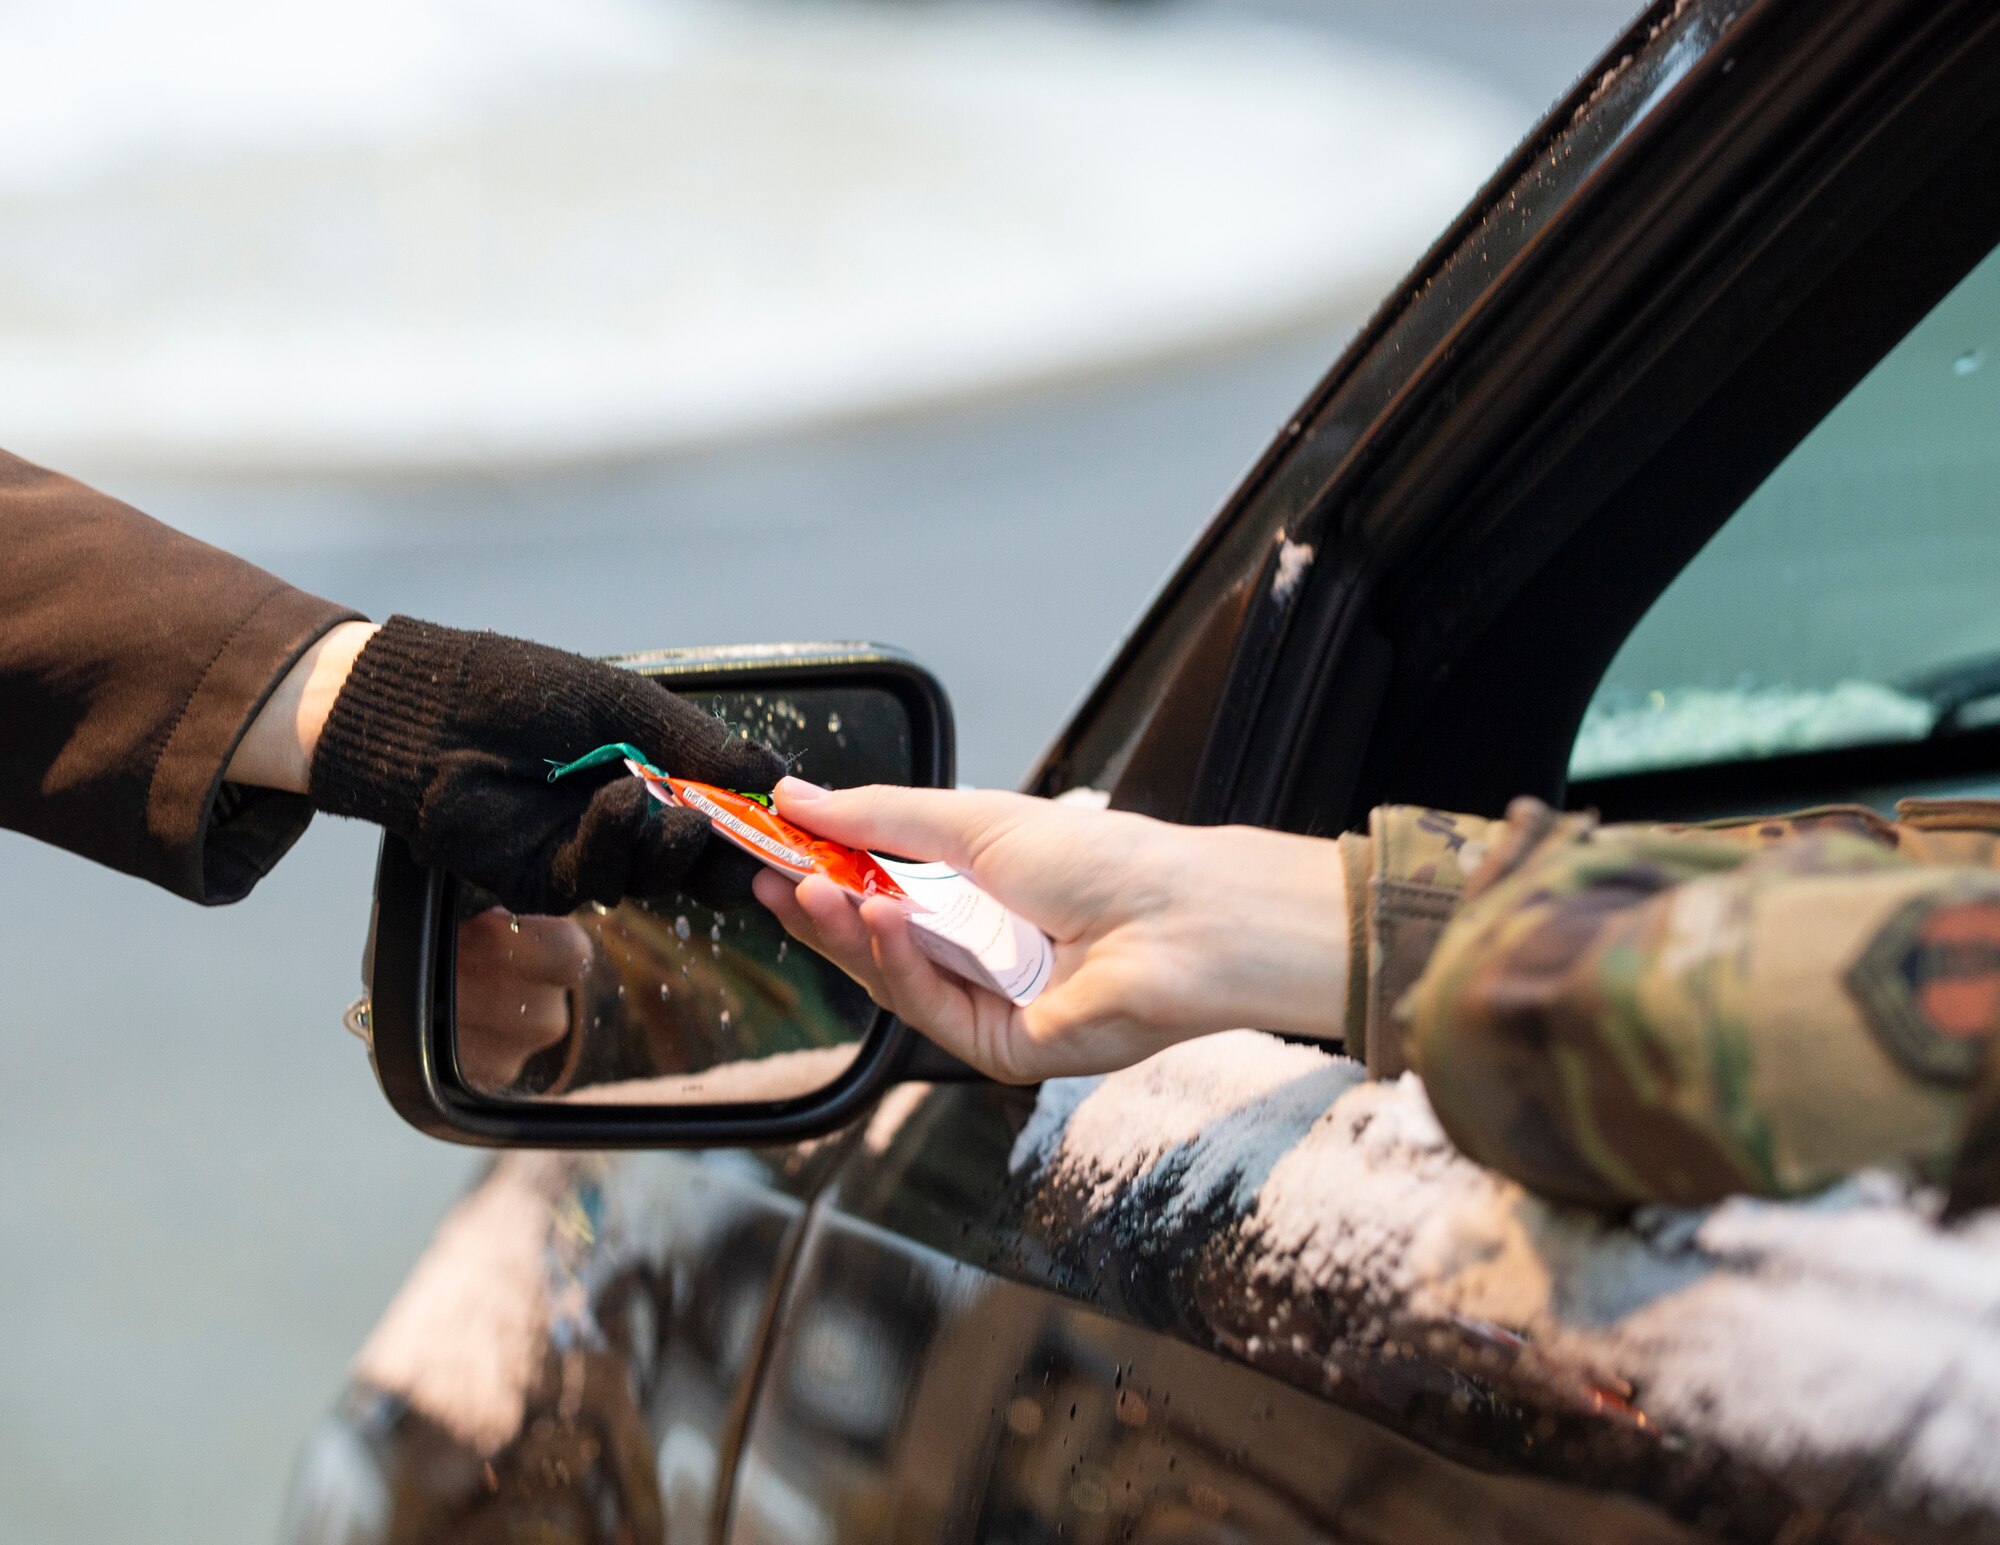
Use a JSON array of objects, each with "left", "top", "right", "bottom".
[
  {"left": 231, "top": 615, "right": 786, "bottom": 915},
  {"left": 752, "top": 779, "right": 1349, "bottom": 1082}
]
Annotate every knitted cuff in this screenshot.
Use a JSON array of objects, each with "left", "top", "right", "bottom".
[{"left": 308, "top": 615, "right": 477, "bottom": 830}]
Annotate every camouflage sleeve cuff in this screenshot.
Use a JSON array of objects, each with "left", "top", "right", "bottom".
[{"left": 1342, "top": 805, "right": 1510, "bottom": 1076}]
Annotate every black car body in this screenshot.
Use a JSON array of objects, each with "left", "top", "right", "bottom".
[{"left": 286, "top": 1, "right": 2000, "bottom": 1539}]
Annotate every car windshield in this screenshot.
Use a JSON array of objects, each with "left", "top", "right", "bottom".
[{"left": 1570, "top": 238, "right": 2000, "bottom": 779}]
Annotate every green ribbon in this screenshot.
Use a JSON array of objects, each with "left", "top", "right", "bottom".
[
  {"left": 545, "top": 741, "right": 775, "bottom": 807},
  {"left": 545, "top": 742, "right": 658, "bottom": 782}
]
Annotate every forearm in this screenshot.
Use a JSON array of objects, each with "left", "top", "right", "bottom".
[
  {"left": 1175, "top": 822, "right": 1351, "bottom": 1041},
  {"left": 0, "top": 450, "right": 361, "bottom": 901},
  {"left": 227, "top": 621, "right": 380, "bottom": 792}
]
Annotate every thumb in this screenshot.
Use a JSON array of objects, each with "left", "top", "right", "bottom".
[{"left": 774, "top": 781, "right": 1027, "bottom": 869}]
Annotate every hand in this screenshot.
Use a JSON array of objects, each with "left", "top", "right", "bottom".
[
  {"left": 285, "top": 616, "right": 784, "bottom": 914},
  {"left": 454, "top": 908, "right": 593, "bottom": 1093},
  {"left": 752, "top": 779, "right": 1349, "bottom": 1081}
]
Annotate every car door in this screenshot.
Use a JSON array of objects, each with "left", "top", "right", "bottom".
[{"left": 721, "top": 2, "right": 2000, "bottom": 1542}]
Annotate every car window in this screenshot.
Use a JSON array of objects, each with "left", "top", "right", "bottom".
[{"left": 1569, "top": 238, "right": 2000, "bottom": 781}]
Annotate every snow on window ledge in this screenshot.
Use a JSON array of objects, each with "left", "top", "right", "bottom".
[{"left": 1012, "top": 1029, "right": 2000, "bottom": 1520}]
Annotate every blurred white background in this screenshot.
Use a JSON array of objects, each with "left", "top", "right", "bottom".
[
  {"left": 1, "top": 0, "right": 1514, "bottom": 471},
  {"left": 0, "top": 1, "right": 1636, "bottom": 1540}
]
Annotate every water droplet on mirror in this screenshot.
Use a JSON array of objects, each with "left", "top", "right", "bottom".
[
  {"left": 659, "top": 984, "right": 671, "bottom": 1001},
  {"left": 719, "top": 1010, "right": 733, "bottom": 1030},
  {"left": 777, "top": 939, "right": 789, "bottom": 961},
  {"left": 674, "top": 916, "right": 691, "bottom": 941},
  {"left": 616, "top": 983, "right": 625, "bottom": 999},
  {"left": 709, "top": 920, "right": 722, "bottom": 941},
  {"left": 1955, "top": 349, "right": 1984, "bottom": 376},
  {"left": 826, "top": 712, "right": 842, "bottom": 733},
  {"left": 508, "top": 915, "right": 522, "bottom": 934}
]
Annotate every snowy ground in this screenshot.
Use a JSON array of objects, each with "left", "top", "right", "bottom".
[{"left": 0, "top": 0, "right": 1518, "bottom": 473}]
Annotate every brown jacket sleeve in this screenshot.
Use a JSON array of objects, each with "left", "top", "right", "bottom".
[{"left": 1, "top": 450, "right": 362, "bottom": 903}]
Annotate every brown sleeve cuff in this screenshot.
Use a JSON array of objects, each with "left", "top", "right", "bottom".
[{"left": 146, "top": 586, "right": 364, "bottom": 904}]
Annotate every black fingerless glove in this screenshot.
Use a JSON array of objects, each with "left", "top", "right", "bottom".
[{"left": 308, "top": 616, "right": 785, "bottom": 914}]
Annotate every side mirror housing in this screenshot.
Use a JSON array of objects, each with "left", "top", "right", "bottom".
[{"left": 361, "top": 642, "right": 970, "bottom": 1147}]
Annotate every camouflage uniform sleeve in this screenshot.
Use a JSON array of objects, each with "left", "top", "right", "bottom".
[
  {"left": 1338, "top": 805, "right": 1511, "bottom": 1076},
  {"left": 1401, "top": 797, "right": 1998, "bottom": 1209}
]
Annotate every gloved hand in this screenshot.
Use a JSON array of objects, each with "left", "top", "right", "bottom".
[{"left": 307, "top": 616, "right": 785, "bottom": 914}]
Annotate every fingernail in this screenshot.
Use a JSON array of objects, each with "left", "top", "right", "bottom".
[{"left": 777, "top": 776, "right": 829, "bottom": 802}]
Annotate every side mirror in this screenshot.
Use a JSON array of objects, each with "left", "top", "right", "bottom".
[{"left": 360, "top": 642, "right": 970, "bottom": 1147}]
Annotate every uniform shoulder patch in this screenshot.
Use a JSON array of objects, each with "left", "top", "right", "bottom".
[{"left": 1846, "top": 889, "right": 2000, "bottom": 1087}]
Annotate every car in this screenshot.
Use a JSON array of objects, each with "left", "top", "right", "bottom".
[{"left": 284, "top": 0, "right": 2000, "bottom": 1539}]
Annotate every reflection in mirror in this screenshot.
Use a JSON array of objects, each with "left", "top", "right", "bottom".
[{"left": 452, "top": 683, "right": 909, "bottom": 1105}]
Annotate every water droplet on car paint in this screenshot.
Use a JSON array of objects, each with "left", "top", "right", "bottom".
[{"left": 1955, "top": 349, "right": 1984, "bottom": 376}]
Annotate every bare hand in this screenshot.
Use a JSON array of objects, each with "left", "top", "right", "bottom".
[
  {"left": 752, "top": 779, "right": 1348, "bottom": 1082},
  {"left": 454, "top": 907, "right": 594, "bottom": 1092}
]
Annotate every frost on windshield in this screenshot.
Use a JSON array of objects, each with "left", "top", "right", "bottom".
[{"left": 1568, "top": 679, "right": 1935, "bottom": 780}]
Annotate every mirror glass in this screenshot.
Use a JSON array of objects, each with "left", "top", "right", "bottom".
[{"left": 451, "top": 682, "right": 911, "bottom": 1105}]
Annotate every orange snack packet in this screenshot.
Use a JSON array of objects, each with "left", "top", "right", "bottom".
[{"left": 633, "top": 765, "right": 911, "bottom": 903}]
